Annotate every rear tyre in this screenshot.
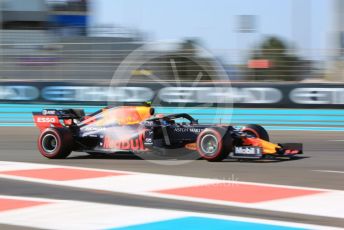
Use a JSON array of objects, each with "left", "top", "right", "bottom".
[
  {"left": 196, "top": 127, "right": 232, "bottom": 162},
  {"left": 38, "top": 128, "right": 73, "bottom": 159},
  {"left": 241, "top": 124, "right": 269, "bottom": 141}
]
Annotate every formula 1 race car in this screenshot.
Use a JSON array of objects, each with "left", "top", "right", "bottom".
[{"left": 32, "top": 104, "right": 303, "bottom": 162}]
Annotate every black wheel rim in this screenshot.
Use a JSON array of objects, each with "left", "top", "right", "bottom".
[
  {"left": 42, "top": 134, "right": 58, "bottom": 154},
  {"left": 200, "top": 134, "right": 218, "bottom": 156}
]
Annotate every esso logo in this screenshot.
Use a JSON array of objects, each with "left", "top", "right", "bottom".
[{"left": 37, "top": 117, "right": 56, "bottom": 123}]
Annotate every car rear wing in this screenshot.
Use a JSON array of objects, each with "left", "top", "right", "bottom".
[{"left": 32, "top": 109, "right": 85, "bottom": 131}]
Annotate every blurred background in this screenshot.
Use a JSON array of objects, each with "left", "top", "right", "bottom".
[
  {"left": 0, "top": 0, "right": 344, "bottom": 129},
  {"left": 0, "top": 0, "right": 341, "bottom": 82},
  {"left": 1, "top": 2, "right": 344, "bottom": 229}
]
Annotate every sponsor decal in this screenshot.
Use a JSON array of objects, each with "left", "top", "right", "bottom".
[
  {"left": 0, "top": 86, "right": 39, "bottom": 100},
  {"left": 234, "top": 146, "right": 261, "bottom": 155},
  {"left": 290, "top": 88, "right": 344, "bottom": 104},
  {"left": 174, "top": 128, "right": 202, "bottom": 133},
  {"left": 42, "top": 86, "right": 153, "bottom": 102},
  {"left": 4, "top": 82, "right": 344, "bottom": 107},
  {"left": 33, "top": 115, "right": 62, "bottom": 130},
  {"left": 0, "top": 85, "right": 285, "bottom": 104},
  {"left": 159, "top": 87, "right": 282, "bottom": 104},
  {"left": 42, "top": 109, "right": 56, "bottom": 115},
  {"left": 103, "top": 133, "right": 146, "bottom": 151},
  {"left": 35, "top": 116, "right": 57, "bottom": 123},
  {"left": 82, "top": 126, "right": 105, "bottom": 131}
]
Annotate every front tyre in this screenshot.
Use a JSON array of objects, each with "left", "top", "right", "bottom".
[
  {"left": 241, "top": 124, "right": 269, "bottom": 141},
  {"left": 196, "top": 128, "right": 232, "bottom": 162},
  {"left": 38, "top": 128, "right": 74, "bottom": 159}
]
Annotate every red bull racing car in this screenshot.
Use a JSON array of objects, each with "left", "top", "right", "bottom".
[{"left": 32, "top": 104, "right": 303, "bottom": 162}]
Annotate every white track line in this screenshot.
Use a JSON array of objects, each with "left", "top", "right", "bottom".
[
  {"left": 1, "top": 161, "right": 344, "bottom": 219},
  {"left": 312, "top": 170, "right": 344, "bottom": 174},
  {"left": 0, "top": 195, "right": 339, "bottom": 230}
]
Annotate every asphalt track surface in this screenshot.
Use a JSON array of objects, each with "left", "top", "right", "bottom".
[{"left": 0, "top": 127, "right": 344, "bottom": 228}]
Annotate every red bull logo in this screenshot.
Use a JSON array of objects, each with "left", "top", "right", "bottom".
[{"left": 103, "top": 133, "right": 146, "bottom": 151}]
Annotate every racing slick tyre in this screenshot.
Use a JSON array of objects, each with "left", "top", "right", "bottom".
[
  {"left": 38, "top": 127, "right": 74, "bottom": 159},
  {"left": 241, "top": 124, "right": 269, "bottom": 141},
  {"left": 196, "top": 127, "right": 232, "bottom": 162}
]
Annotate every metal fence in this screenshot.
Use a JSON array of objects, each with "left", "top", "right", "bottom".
[{"left": 0, "top": 30, "right": 338, "bottom": 82}]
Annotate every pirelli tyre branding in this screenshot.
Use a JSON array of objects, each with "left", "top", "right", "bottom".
[{"left": 1, "top": 82, "right": 344, "bottom": 108}]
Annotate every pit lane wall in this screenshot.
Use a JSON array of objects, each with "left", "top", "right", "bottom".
[{"left": 0, "top": 81, "right": 344, "bottom": 131}]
